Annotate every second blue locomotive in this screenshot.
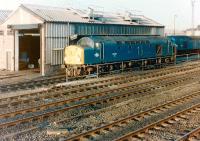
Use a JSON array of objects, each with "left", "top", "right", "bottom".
[{"left": 168, "top": 35, "right": 200, "bottom": 55}]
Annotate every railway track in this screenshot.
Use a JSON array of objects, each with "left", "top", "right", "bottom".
[
  {"left": 1, "top": 62, "right": 200, "bottom": 140},
  {"left": 64, "top": 91, "right": 200, "bottom": 141},
  {"left": 0, "top": 74, "right": 24, "bottom": 80},
  {"left": 0, "top": 73, "right": 193, "bottom": 127},
  {"left": 1, "top": 69, "right": 199, "bottom": 140},
  {"left": 0, "top": 62, "right": 198, "bottom": 109},
  {"left": 0, "top": 65, "right": 198, "bottom": 120},
  {"left": 0, "top": 65, "right": 197, "bottom": 114},
  {"left": 176, "top": 126, "right": 200, "bottom": 141},
  {"left": 0, "top": 61, "right": 199, "bottom": 93},
  {"left": 0, "top": 75, "right": 66, "bottom": 93},
  {"left": 114, "top": 104, "right": 200, "bottom": 141}
]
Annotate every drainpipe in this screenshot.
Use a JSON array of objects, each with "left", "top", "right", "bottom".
[{"left": 13, "top": 29, "right": 15, "bottom": 71}]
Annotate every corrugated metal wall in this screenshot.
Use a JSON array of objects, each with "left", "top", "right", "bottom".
[
  {"left": 45, "top": 22, "right": 164, "bottom": 66},
  {"left": 45, "top": 23, "right": 75, "bottom": 65}
]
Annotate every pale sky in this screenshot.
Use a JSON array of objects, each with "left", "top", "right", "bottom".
[{"left": 0, "top": 0, "right": 199, "bottom": 30}]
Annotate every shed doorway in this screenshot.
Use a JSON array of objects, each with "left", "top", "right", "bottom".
[{"left": 18, "top": 29, "right": 40, "bottom": 71}]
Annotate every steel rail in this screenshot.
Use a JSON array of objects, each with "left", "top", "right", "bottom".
[
  {"left": 3, "top": 85, "right": 200, "bottom": 140},
  {"left": 0, "top": 63, "right": 193, "bottom": 102},
  {"left": 64, "top": 91, "right": 200, "bottom": 141},
  {"left": 0, "top": 64, "right": 197, "bottom": 109},
  {"left": 176, "top": 126, "right": 200, "bottom": 141},
  {"left": 0, "top": 69, "right": 195, "bottom": 119},
  {"left": 0, "top": 74, "right": 194, "bottom": 129},
  {"left": 115, "top": 104, "right": 200, "bottom": 141},
  {"left": 0, "top": 61, "right": 198, "bottom": 93}
]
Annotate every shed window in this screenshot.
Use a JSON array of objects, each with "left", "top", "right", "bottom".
[{"left": 0, "top": 30, "right": 4, "bottom": 36}]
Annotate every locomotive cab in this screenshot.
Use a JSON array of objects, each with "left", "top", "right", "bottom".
[{"left": 77, "top": 37, "right": 103, "bottom": 65}]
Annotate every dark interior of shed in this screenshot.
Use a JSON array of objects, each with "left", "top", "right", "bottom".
[{"left": 19, "top": 29, "right": 40, "bottom": 70}]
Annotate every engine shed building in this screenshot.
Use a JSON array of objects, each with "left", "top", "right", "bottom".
[{"left": 0, "top": 4, "right": 165, "bottom": 76}]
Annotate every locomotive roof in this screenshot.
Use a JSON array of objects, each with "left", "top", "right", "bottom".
[
  {"left": 85, "top": 36, "right": 167, "bottom": 42},
  {"left": 77, "top": 36, "right": 168, "bottom": 48},
  {"left": 168, "top": 35, "right": 200, "bottom": 40}
]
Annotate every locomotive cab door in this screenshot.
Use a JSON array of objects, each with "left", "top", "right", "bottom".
[
  {"left": 99, "top": 42, "right": 104, "bottom": 63},
  {"left": 95, "top": 42, "right": 104, "bottom": 63},
  {"left": 156, "top": 44, "right": 163, "bottom": 64},
  {"left": 156, "top": 44, "right": 162, "bottom": 56}
]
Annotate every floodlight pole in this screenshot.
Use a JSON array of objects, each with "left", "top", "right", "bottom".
[
  {"left": 174, "top": 14, "right": 178, "bottom": 35},
  {"left": 191, "top": 0, "right": 195, "bottom": 36}
]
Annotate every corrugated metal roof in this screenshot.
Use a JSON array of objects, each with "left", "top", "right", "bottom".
[
  {"left": 0, "top": 10, "right": 12, "bottom": 24},
  {"left": 21, "top": 4, "right": 163, "bottom": 27}
]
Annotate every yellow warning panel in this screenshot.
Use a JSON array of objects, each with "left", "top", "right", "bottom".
[{"left": 64, "top": 45, "right": 84, "bottom": 65}]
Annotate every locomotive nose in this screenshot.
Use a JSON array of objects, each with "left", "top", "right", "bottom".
[{"left": 64, "top": 45, "right": 84, "bottom": 65}]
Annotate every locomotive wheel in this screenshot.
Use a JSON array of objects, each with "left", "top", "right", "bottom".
[
  {"left": 109, "top": 65, "right": 114, "bottom": 71},
  {"left": 80, "top": 67, "right": 85, "bottom": 76},
  {"left": 128, "top": 62, "right": 132, "bottom": 67},
  {"left": 123, "top": 63, "right": 127, "bottom": 70},
  {"left": 157, "top": 58, "right": 161, "bottom": 64},
  {"left": 66, "top": 68, "right": 74, "bottom": 77},
  {"left": 144, "top": 60, "right": 148, "bottom": 66},
  {"left": 87, "top": 67, "right": 93, "bottom": 75},
  {"left": 171, "top": 56, "right": 175, "bottom": 62},
  {"left": 165, "top": 58, "right": 169, "bottom": 63},
  {"left": 76, "top": 68, "right": 82, "bottom": 76},
  {"left": 67, "top": 71, "right": 71, "bottom": 77}
]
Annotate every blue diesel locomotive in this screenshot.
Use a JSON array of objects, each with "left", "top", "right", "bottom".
[
  {"left": 64, "top": 36, "right": 176, "bottom": 77},
  {"left": 168, "top": 35, "right": 200, "bottom": 54}
]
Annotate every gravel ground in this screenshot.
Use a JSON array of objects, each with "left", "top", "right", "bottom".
[
  {"left": 0, "top": 70, "right": 40, "bottom": 86},
  {"left": 145, "top": 111, "right": 200, "bottom": 141},
  {"left": 96, "top": 96, "right": 200, "bottom": 141},
  {"left": 2, "top": 61, "right": 200, "bottom": 140},
  {"left": 3, "top": 74, "right": 200, "bottom": 141}
]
